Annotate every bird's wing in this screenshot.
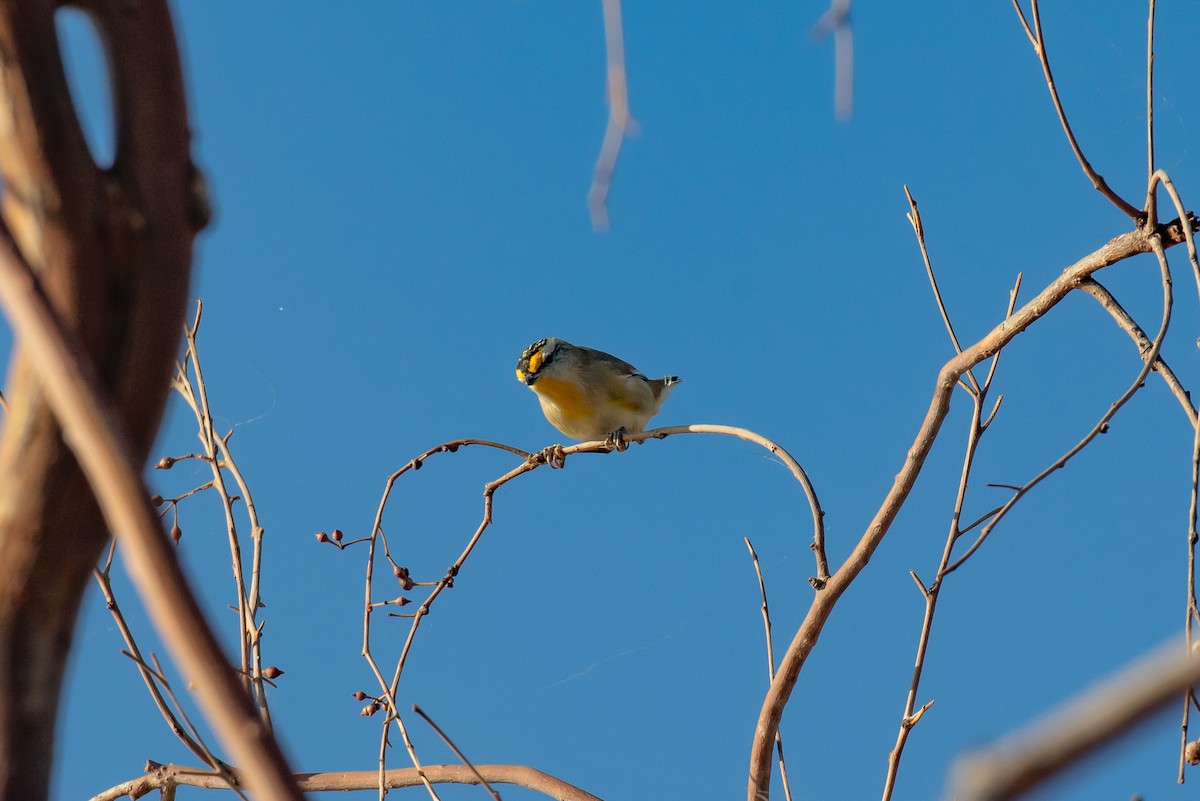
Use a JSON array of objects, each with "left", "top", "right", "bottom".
[{"left": 577, "top": 345, "right": 644, "bottom": 378}]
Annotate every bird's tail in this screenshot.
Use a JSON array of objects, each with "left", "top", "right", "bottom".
[{"left": 653, "top": 375, "right": 682, "bottom": 401}]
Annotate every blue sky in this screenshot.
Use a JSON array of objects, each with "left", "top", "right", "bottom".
[{"left": 40, "top": 2, "right": 1200, "bottom": 800}]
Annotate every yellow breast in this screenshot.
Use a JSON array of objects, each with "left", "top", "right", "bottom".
[{"left": 531, "top": 375, "right": 590, "bottom": 422}]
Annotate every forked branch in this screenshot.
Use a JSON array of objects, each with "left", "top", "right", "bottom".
[{"left": 748, "top": 218, "right": 1196, "bottom": 801}]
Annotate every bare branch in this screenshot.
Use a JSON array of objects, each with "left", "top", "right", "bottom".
[
  {"left": 883, "top": 387, "right": 988, "bottom": 801},
  {"left": 90, "top": 762, "right": 604, "bottom": 801},
  {"left": 748, "top": 218, "right": 1195, "bottom": 801},
  {"left": 174, "top": 303, "right": 276, "bottom": 727}
]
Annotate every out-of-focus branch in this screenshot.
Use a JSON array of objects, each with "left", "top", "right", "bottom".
[
  {"left": 0, "top": 5, "right": 301, "bottom": 793},
  {"left": 811, "top": 0, "right": 852, "bottom": 121},
  {"left": 0, "top": 3, "right": 205, "bottom": 798},
  {"left": 946, "top": 640, "right": 1200, "bottom": 801},
  {"left": 588, "top": 0, "right": 635, "bottom": 231}
]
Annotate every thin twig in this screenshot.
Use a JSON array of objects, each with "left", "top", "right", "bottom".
[
  {"left": 904, "top": 185, "right": 979, "bottom": 392},
  {"left": 983, "top": 274, "right": 1023, "bottom": 402},
  {"left": 745, "top": 538, "right": 793, "bottom": 801},
  {"left": 883, "top": 346, "right": 990, "bottom": 799},
  {"left": 1147, "top": 188, "right": 1200, "bottom": 747},
  {"left": 883, "top": 268, "right": 1020, "bottom": 800},
  {"left": 175, "top": 304, "right": 275, "bottom": 727},
  {"left": 413, "top": 705, "right": 503, "bottom": 801},
  {"left": 355, "top": 439, "right": 537, "bottom": 787},
  {"left": 1145, "top": 0, "right": 1156, "bottom": 188},
  {"left": 1184, "top": 369, "right": 1200, "bottom": 783},
  {"left": 394, "top": 712, "right": 442, "bottom": 801},
  {"left": 139, "top": 654, "right": 249, "bottom": 801},
  {"left": 1144, "top": 165, "right": 1200, "bottom": 787},
  {"left": 92, "top": 555, "right": 222, "bottom": 769},
  {"left": 176, "top": 306, "right": 258, "bottom": 703},
  {"left": 1011, "top": 0, "right": 1142, "bottom": 220},
  {"left": 1148, "top": 171, "right": 1200, "bottom": 304}
]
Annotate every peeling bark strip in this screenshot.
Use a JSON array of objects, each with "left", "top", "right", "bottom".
[{"left": 0, "top": 3, "right": 194, "bottom": 799}]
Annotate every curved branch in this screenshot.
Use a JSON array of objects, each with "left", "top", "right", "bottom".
[
  {"left": 641, "top": 424, "right": 827, "bottom": 582},
  {"left": 353, "top": 424, "right": 825, "bottom": 787}
]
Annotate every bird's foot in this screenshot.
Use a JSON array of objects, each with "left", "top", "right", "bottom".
[
  {"left": 537, "top": 443, "right": 567, "bottom": 468},
  {"left": 606, "top": 427, "right": 630, "bottom": 453}
]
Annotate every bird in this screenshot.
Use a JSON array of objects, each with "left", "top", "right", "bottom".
[{"left": 515, "top": 338, "right": 681, "bottom": 444}]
